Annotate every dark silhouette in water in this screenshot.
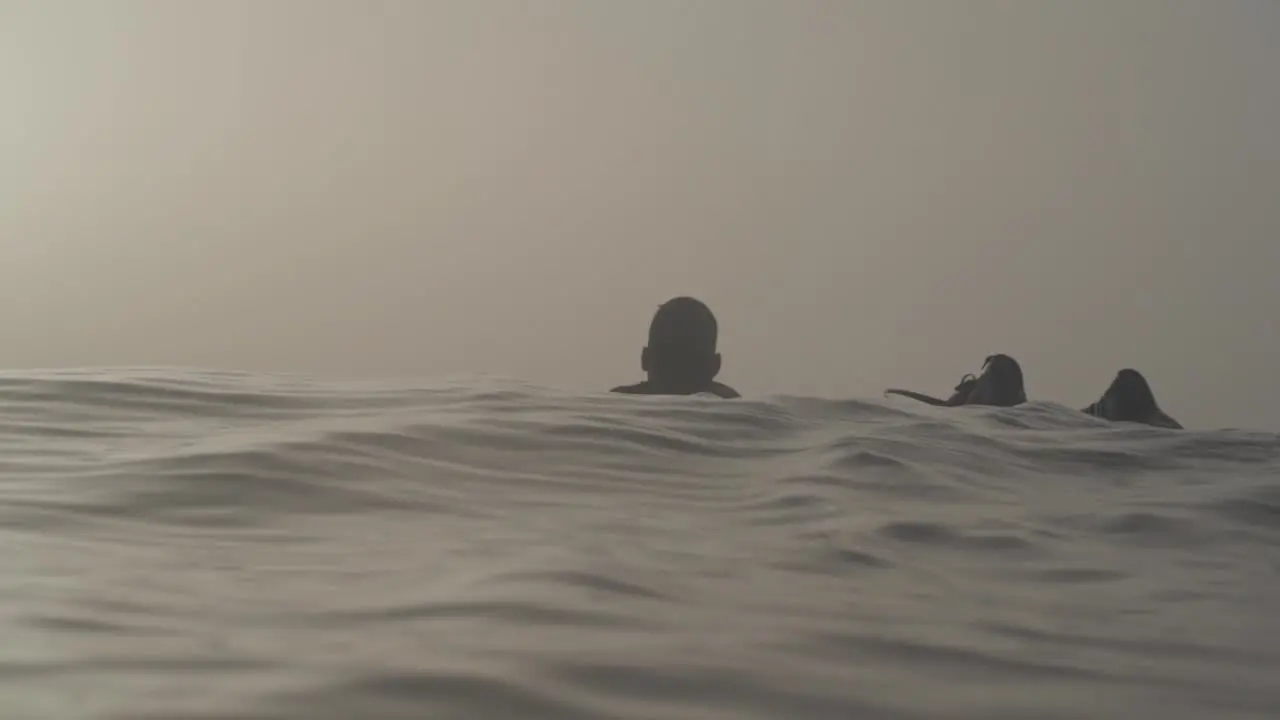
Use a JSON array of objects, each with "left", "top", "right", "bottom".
[
  {"left": 1081, "top": 368, "right": 1182, "bottom": 429},
  {"left": 884, "top": 372, "right": 980, "bottom": 407},
  {"left": 611, "top": 297, "right": 740, "bottom": 399},
  {"left": 885, "top": 354, "right": 1027, "bottom": 407}
]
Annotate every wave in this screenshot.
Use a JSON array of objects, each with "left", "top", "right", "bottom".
[{"left": 0, "top": 368, "right": 1277, "bottom": 719}]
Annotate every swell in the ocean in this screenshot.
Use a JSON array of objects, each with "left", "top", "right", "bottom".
[{"left": 1, "top": 368, "right": 1277, "bottom": 720}]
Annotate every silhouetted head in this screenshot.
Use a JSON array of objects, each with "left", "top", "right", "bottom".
[
  {"left": 1097, "top": 368, "right": 1159, "bottom": 422},
  {"left": 966, "top": 353, "right": 1027, "bottom": 406},
  {"left": 640, "top": 296, "right": 722, "bottom": 393}
]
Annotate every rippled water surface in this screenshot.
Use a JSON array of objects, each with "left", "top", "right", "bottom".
[{"left": 1, "top": 368, "right": 1277, "bottom": 719}]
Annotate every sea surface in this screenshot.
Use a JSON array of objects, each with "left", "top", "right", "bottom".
[{"left": 1, "top": 368, "right": 1277, "bottom": 720}]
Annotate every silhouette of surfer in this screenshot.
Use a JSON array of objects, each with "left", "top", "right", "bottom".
[
  {"left": 611, "top": 296, "right": 740, "bottom": 399},
  {"left": 1081, "top": 368, "right": 1182, "bottom": 429},
  {"left": 885, "top": 354, "right": 1026, "bottom": 407}
]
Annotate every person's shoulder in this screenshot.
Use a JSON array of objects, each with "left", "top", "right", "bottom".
[
  {"left": 610, "top": 381, "right": 739, "bottom": 398},
  {"left": 709, "top": 381, "right": 740, "bottom": 399}
]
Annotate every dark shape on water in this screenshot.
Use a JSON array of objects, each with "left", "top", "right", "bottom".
[
  {"left": 967, "top": 354, "right": 1027, "bottom": 407},
  {"left": 1081, "top": 368, "right": 1182, "bottom": 429},
  {"left": 611, "top": 296, "right": 740, "bottom": 399},
  {"left": 885, "top": 354, "right": 1027, "bottom": 408},
  {"left": 882, "top": 373, "right": 979, "bottom": 407}
]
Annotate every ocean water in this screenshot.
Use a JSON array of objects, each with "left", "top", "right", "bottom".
[{"left": 1, "top": 369, "right": 1277, "bottom": 720}]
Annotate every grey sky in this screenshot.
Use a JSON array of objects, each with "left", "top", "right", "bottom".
[{"left": 2, "top": 1, "right": 1277, "bottom": 429}]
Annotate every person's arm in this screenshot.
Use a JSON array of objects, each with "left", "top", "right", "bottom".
[{"left": 885, "top": 374, "right": 975, "bottom": 407}]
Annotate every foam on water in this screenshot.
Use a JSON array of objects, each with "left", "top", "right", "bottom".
[{"left": 1, "top": 368, "right": 1277, "bottom": 719}]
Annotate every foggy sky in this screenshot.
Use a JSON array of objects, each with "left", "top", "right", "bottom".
[{"left": 3, "top": 1, "right": 1278, "bottom": 429}]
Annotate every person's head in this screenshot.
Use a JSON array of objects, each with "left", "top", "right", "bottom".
[
  {"left": 640, "top": 297, "right": 722, "bottom": 391},
  {"left": 970, "top": 353, "right": 1027, "bottom": 406},
  {"left": 1100, "top": 368, "right": 1159, "bottom": 421}
]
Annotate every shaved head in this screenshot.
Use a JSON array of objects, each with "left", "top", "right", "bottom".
[{"left": 647, "top": 296, "right": 718, "bottom": 354}]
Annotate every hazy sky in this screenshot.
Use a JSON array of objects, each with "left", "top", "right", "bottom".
[{"left": 2, "top": 1, "right": 1277, "bottom": 429}]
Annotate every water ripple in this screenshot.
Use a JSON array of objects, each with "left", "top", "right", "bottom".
[{"left": 0, "top": 369, "right": 1276, "bottom": 719}]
